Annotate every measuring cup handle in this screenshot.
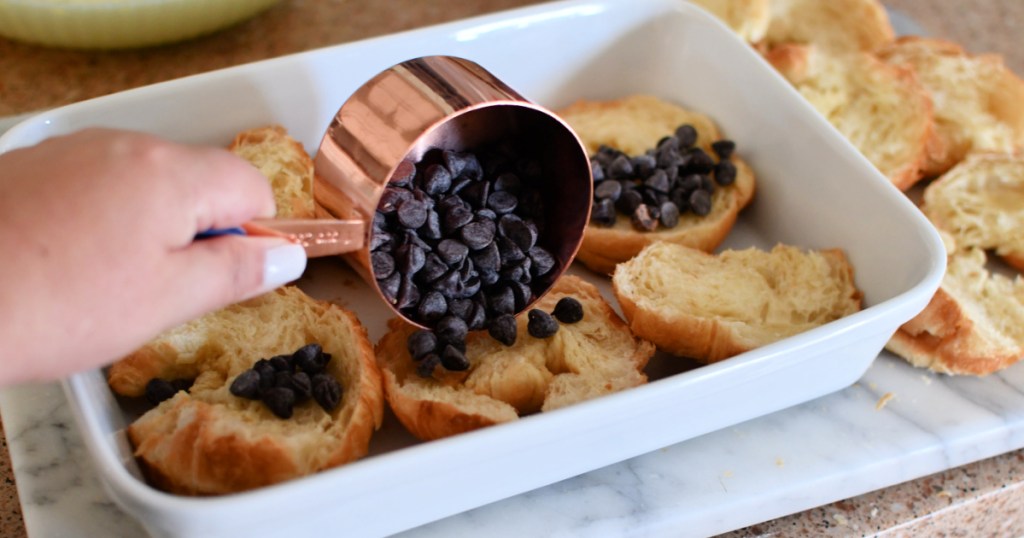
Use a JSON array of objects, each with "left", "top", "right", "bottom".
[{"left": 195, "top": 219, "right": 365, "bottom": 258}]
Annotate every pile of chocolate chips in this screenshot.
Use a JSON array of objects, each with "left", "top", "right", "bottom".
[
  {"left": 590, "top": 124, "right": 738, "bottom": 231},
  {"left": 371, "top": 143, "right": 563, "bottom": 374},
  {"left": 228, "top": 343, "right": 343, "bottom": 419},
  {"left": 408, "top": 296, "right": 585, "bottom": 378}
]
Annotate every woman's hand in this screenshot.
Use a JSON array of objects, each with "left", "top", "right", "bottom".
[{"left": 0, "top": 128, "right": 307, "bottom": 384}]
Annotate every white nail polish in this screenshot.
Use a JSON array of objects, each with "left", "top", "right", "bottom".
[{"left": 263, "top": 243, "right": 307, "bottom": 289}]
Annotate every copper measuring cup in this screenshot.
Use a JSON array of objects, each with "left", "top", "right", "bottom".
[{"left": 243, "top": 55, "right": 593, "bottom": 327}]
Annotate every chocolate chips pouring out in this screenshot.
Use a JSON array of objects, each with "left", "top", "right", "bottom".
[
  {"left": 374, "top": 142, "right": 590, "bottom": 377},
  {"left": 590, "top": 124, "right": 739, "bottom": 230}
]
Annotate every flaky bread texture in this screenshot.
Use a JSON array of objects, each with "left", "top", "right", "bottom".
[
  {"left": 887, "top": 248, "right": 1024, "bottom": 376},
  {"left": 229, "top": 125, "right": 316, "bottom": 219},
  {"left": 761, "top": 0, "right": 893, "bottom": 52},
  {"left": 689, "top": 0, "right": 770, "bottom": 42},
  {"left": 765, "top": 43, "right": 934, "bottom": 190},
  {"left": 613, "top": 242, "right": 862, "bottom": 363},
  {"left": 108, "top": 287, "right": 384, "bottom": 495},
  {"left": 923, "top": 151, "right": 1024, "bottom": 271},
  {"left": 375, "top": 275, "right": 655, "bottom": 441},
  {"left": 557, "top": 95, "right": 756, "bottom": 275},
  {"left": 878, "top": 37, "right": 1024, "bottom": 178}
]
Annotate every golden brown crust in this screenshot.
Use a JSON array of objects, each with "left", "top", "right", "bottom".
[
  {"left": 115, "top": 287, "right": 384, "bottom": 495},
  {"left": 376, "top": 275, "right": 655, "bottom": 441},
  {"left": 558, "top": 95, "right": 756, "bottom": 274}
]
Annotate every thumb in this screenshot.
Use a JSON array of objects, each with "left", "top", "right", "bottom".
[{"left": 164, "top": 235, "right": 307, "bottom": 323}]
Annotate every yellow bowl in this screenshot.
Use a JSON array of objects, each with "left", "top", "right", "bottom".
[{"left": 0, "top": 0, "right": 281, "bottom": 49}]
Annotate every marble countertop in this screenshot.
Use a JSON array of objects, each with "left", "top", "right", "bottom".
[{"left": 2, "top": 0, "right": 1024, "bottom": 536}]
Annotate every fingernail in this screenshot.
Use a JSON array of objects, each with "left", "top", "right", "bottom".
[{"left": 263, "top": 243, "right": 307, "bottom": 290}]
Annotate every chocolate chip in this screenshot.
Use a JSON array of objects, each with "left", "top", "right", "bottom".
[
  {"left": 371, "top": 251, "right": 396, "bottom": 279},
  {"left": 417, "top": 290, "right": 448, "bottom": 322},
  {"left": 262, "top": 387, "right": 296, "bottom": 419},
  {"left": 311, "top": 374, "right": 342, "bottom": 412},
  {"left": 396, "top": 198, "right": 429, "bottom": 229},
  {"left": 269, "top": 355, "right": 292, "bottom": 372},
  {"left": 488, "top": 314, "right": 518, "bottom": 346},
  {"left": 229, "top": 370, "right": 261, "bottom": 399},
  {"left": 659, "top": 201, "right": 681, "bottom": 228},
  {"left": 470, "top": 242, "right": 501, "bottom": 273},
  {"left": 378, "top": 187, "right": 413, "bottom": 215},
  {"left": 396, "top": 278, "right": 422, "bottom": 310},
  {"left": 552, "top": 297, "right": 584, "bottom": 324},
  {"left": 527, "top": 309, "right": 559, "bottom": 338},
  {"left": 460, "top": 219, "right": 496, "bottom": 250},
  {"left": 145, "top": 378, "right": 178, "bottom": 405},
  {"left": 631, "top": 204, "right": 658, "bottom": 231},
  {"left": 595, "top": 179, "right": 622, "bottom": 201},
  {"left": 615, "top": 189, "right": 644, "bottom": 215},
  {"left": 487, "top": 190, "right": 518, "bottom": 214},
  {"left": 420, "top": 209, "right": 442, "bottom": 240},
  {"left": 591, "top": 161, "right": 606, "bottom": 182},
  {"left": 591, "top": 198, "right": 617, "bottom": 227},
  {"left": 416, "top": 353, "right": 440, "bottom": 378},
  {"left": 509, "top": 281, "right": 533, "bottom": 310},
  {"left": 460, "top": 179, "right": 491, "bottom": 209},
  {"left": 494, "top": 172, "right": 521, "bottom": 193},
  {"left": 711, "top": 140, "right": 735, "bottom": 160},
  {"left": 407, "top": 330, "right": 438, "bottom": 360},
  {"left": 421, "top": 163, "right": 453, "bottom": 195},
  {"left": 276, "top": 371, "right": 312, "bottom": 401},
  {"left": 686, "top": 148, "right": 715, "bottom": 174},
  {"left": 301, "top": 345, "right": 332, "bottom": 373},
  {"left": 466, "top": 300, "right": 488, "bottom": 331},
  {"left": 632, "top": 154, "right": 657, "bottom": 178},
  {"left": 378, "top": 271, "right": 401, "bottom": 305},
  {"left": 390, "top": 159, "right": 417, "bottom": 188},
  {"left": 678, "top": 174, "right": 703, "bottom": 193},
  {"left": 435, "top": 315, "right": 469, "bottom": 345},
  {"left": 417, "top": 253, "right": 449, "bottom": 283},
  {"left": 528, "top": 246, "right": 556, "bottom": 277},
  {"left": 714, "top": 159, "right": 737, "bottom": 186},
  {"left": 645, "top": 169, "right": 670, "bottom": 193},
  {"left": 675, "top": 124, "right": 698, "bottom": 148},
  {"left": 440, "top": 345, "right": 470, "bottom": 371},
  {"left": 608, "top": 154, "right": 634, "bottom": 179},
  {"left": 488, "top": 286, "right": 516, "bottom": 315},
  {"left": 689, "top": 189, "right": 712, "bottom": 216}
]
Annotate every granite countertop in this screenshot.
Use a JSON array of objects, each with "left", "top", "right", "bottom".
[{"left": 2, "top": 0, "right": 1023, "bottom": 536}]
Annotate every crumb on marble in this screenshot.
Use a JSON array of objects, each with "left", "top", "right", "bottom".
[
  {"left": 876, "top": 392, "right": 895, "bottom": 410},
  {"left": 775, "top": 457, "right": 785, "bottom": 467}
]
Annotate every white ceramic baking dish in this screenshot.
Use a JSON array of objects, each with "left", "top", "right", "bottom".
[{"left": 0, "top": 0, "right": 946, "bottom": 536}]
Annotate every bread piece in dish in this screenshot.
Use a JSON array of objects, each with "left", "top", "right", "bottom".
[
  {"left": 375, "top": 275, "right": 655, "bottom": 441},
  {"left": 108, "top": 286, "right": 384, "bottom": 495},
  {"left": 612, "top": 242, "right": 863, "bottom": 364},
  {"left": 557, "top": 95, "right": 756, "bottom": 275}
]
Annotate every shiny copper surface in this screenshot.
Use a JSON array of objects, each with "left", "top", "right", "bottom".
[
  {"left": 314, "top": 55, "right": 592, "bottom": 326},
  {"left": 241, "top": 218, "right": 364, "bottom": 258}
]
